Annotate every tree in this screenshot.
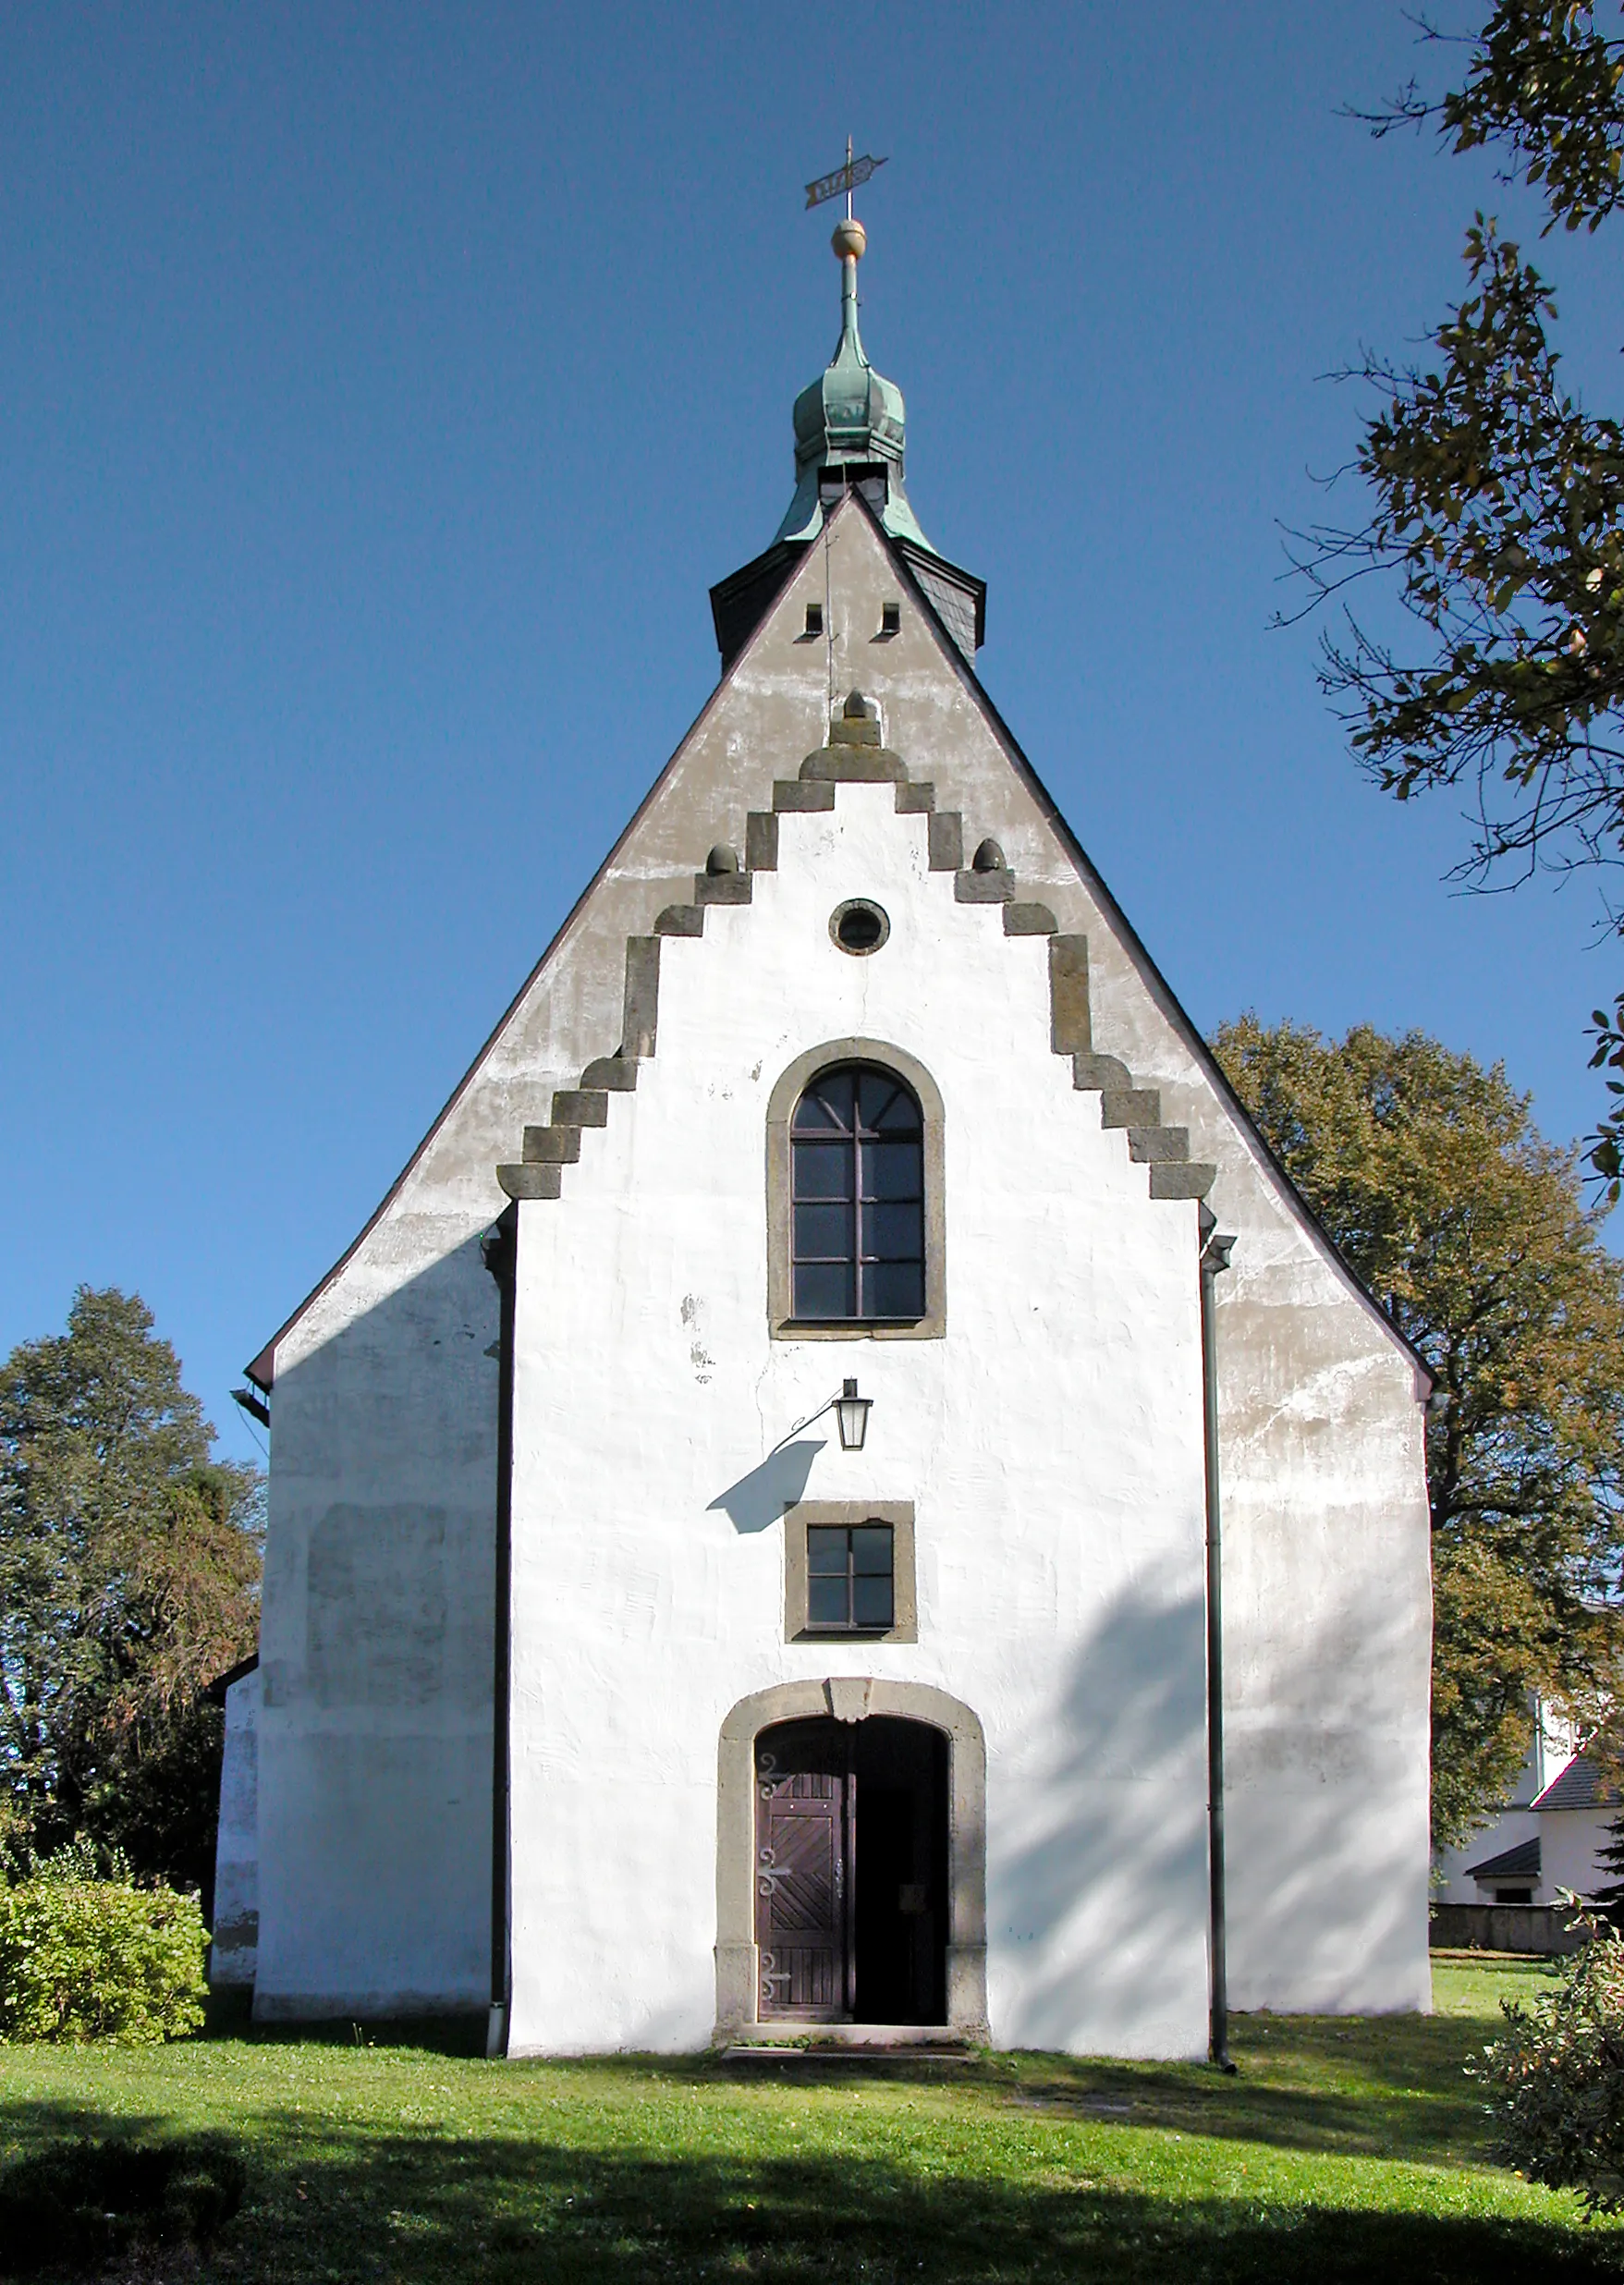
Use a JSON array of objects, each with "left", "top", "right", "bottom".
[
  {"left": 0, "top": 1289, "right": 262, "bottom": 1889},
  {"left": 1481, "top": 1912, "right": 1624, "bottom": 2212},
  {"left": 1298, "top": 5, "right": 1624, "bottom": 1187},
  {"left": 1212, "top": 1015, "right": 1624, "bottom": 1846},
  {"left": 1595, "top": 1811, "right": 1624, "bottom": 1905}
]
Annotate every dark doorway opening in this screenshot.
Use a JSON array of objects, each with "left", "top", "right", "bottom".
[{"left": 754, "top": 1716, "right": 947, "bottom": 2025}]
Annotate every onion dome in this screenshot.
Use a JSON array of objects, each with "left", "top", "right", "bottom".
[{"left": 775, "top": 218, "right": 937, "bottom": 555}]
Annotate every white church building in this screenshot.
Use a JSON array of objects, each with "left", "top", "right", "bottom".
[{"left": 218, "top": 216, "right": 1435, "bottom": 2058}]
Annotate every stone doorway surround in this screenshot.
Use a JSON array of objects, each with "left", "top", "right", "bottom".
[{"left": 714, "top": 1679, "right": 988, "bottom": 2042}]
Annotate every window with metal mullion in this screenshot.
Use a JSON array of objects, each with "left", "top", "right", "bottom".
[
  {"left": 806, "top": 1523, "right": 894, "bottom": 1631},
  {"left": 792, "top": 1130, "right": 856, "bottom": 1319},
  {"left": 790, "top": 1064, "right": 925, "bottom": 1324},
  {"left": 855, "top": 1135, "right": 924, "bottom": 1320}
]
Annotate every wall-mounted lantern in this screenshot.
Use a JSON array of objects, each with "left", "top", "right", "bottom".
[{"left": 835, "top": 1377, "right": 873, "bottom": 1452}]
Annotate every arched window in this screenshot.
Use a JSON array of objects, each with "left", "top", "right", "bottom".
[{"left": 790, "top": 1064, "right": 924, "bottom": 1322}]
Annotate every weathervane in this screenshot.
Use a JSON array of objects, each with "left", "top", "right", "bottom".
[{"left": 805, "top": 137, "right": 888, "bottom": 216}]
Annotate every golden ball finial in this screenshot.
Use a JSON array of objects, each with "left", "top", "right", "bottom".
[{"left": 831, "top": 216, "right": 867, "bottom": 262}]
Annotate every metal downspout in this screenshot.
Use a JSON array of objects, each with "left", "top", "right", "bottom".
[
  {"left": 1200, "top": 1222, "right": 1238, "bottom": 2073},
  {"left": 481, "top": 1206, "right": 518, "bottom": 2059}
]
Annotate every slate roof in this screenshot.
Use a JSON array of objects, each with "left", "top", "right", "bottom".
[
  {"left": 1464, "top": 1837, "right": 1541, "bottom": 1881},
  {"left": 1532, "top": 1753, "right": 1619, "bottom": 1813}
]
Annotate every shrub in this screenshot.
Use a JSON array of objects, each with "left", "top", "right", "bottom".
[
  {"left": 0, "top": 2136, "right": 244, "bottom": 2273},
  {"left": 0, "top": 1850, "right": 208, "bottom": 2044},
  {"left": 1478, "top": 1909, "right": 1624, "bottom": 2213}
]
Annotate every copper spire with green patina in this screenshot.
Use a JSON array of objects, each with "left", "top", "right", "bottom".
[{"left": 775, "top": 215, "right": 937, "bottom": 555}]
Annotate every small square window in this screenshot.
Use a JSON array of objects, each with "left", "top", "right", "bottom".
[
  {"left": 805, "top": 1524, "right": 893, "bottom": 1631},
  {"left": 786, "top": 1504, "right": 915, "bottom": 1642},
  {"left": 804, "top": 602, "right": 824, "bottom": 636},
  {"left": 880, "top": 600, "right": 900, "bottom": 636}
]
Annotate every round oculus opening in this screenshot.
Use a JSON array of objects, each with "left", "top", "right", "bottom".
[{"left": 830, "top": 898, "right": 890, "bottom": 956}]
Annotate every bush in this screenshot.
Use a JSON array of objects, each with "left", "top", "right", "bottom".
[
  {"left": 0, "top": 1849, "right": 208, "bottom": 2044},
  {"left": 0, "top": 2136, "right": 244, "bottom": 2273},
  {"left": 1479, "top": 1909, "right": 1624, "bottom": 2213}
]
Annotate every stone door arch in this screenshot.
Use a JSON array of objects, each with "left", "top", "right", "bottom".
[{"left": 715, "top": 1678, "right": 988, "bottom": 2039}]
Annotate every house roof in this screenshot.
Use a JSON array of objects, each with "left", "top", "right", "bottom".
[
  {"left": 1464, "top": 1837, "right": 1541, "bottom": 1881},
  {"left": 1532, "top": 1753, "right": 1619, "bottom": 1813}
]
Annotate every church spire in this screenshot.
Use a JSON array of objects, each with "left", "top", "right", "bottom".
[
  {"left": 710, "top": 177, "right": 984, "bottom": 671},
  {"left": 775, "top": 213, "right": 937, "bottom": 556}
]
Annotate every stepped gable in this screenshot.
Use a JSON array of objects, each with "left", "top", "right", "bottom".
[
  {"left": 495, "top": 690, "right": 1216, "bottom": 1211},
  {"left": 244, "top": 223, "right": 1424, "bottom": 1399}
]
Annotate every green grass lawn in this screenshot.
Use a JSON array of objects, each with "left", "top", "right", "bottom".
[{"left": 1, "top": 1954, "right": 1619, "bottom": 2282}]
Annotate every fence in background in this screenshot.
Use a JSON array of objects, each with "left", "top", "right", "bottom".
[{"left": 1430, "top": 1902, "right": 1591, "bottom": 1956}]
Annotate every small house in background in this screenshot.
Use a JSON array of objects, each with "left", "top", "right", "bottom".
[
  {"left": 221, "top": 216, "right": 1436, "bottom": 2058},
  {"left": 1528, "top": 1754, "right": 1620, "bottom": 1899},
  {"left": 1434, "top": 1699, "right": 1618, "bottom": 1933}
]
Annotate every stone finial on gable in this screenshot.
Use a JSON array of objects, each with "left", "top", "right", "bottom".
[
  {"left": 798, "top": 690, "right": 905, "bottom": 786},
  {"left": 831, "top": 690, "right": 882, "bottom": 746}
]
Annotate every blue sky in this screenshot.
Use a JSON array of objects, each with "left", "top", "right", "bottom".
[{"left": 5, "top": 3, "right": 1622, "bottom": 1463}]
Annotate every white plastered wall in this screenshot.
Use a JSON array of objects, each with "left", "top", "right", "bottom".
[
  {"left": 507, "top": 779, "right": 1213, "bottom": 2056},
  {"left": 210, "top": 1668, "right": 260, "bottom": 1988},
  {"left": 250, "top": 495, "right": 1432, "bottom": 2031}
]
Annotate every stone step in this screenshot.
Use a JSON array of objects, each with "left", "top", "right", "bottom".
[
  {"left": 553, "top": 1089, "right": 609, "bottom": 1128},
  {"left": 522, "top": 1124, "right": 582, "bottom": 1164},
  {"left": 721, "top": 2043, "right": 975, "bottom": 2069},
  {"left": 955, "top": 867, "right": 1014, "bottom": 903},
  {"left": 1128, "top": 1126, "right": 1189, "bottom": 1164},
  {"left": 1151, "top": 1161, "right": 1218, "bottom": 1201},
  {"left": 1004, "top": 902, "right": 1057, "bottom": 935},
  {"left": 1102, "top": 1088, "right": 1161, "bottom": 1130},
  {"left": 800, "top": 746, "right": 908, "bottom": 783},
  {"left": 928, "top": 812, "right": 963, "bottom": 870},
  {"left": 655, "top": 904, "right": 705, "bottom": 937},
  {"left": 773, "top": 779, "right": 836, "bottom": 813},
  {"left": 580, "top": 1056, "right": 639, "bottom": 1091},
  {"left": 496, "top": 1163, "right": 562, "bottom": 1201},
  {"left": 1072, "top": 1052, "right": 1130, "bottom": 1092},
  {"left": 695, "top": 871, "right": 752, "bottom": 906},
  {"left": 1049, "top": 938, "right": 1090, "bottom": 1055},
  {"left": 623, "top": 936, "right": 661, "bottom": 1061}
]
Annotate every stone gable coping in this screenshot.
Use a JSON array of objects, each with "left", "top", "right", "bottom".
[
  {"left": 494, "top": 738, "right": 1217, "bottom": 1210},
  {"left": 800, "top": 746, "right": 909, "bottom": 784},
  {"left": 953, "top": 866, "right": 1015, "bottom": 904}
]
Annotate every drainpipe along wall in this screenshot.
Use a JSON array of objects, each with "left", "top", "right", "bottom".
[
  {"left": 481, "top": 1206, "right": 518, "bottom": 2059},
  {"left": 1200, "top": 1223, "right": 1237, "bottom": 2072}
]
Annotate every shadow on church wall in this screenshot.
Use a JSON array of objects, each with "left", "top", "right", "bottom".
[
  {"left": 706, "top": 1439, "right": 826, "bottom": 1534},
  {"left": 991, "top": 1583, "right": 1209, "bottom": 2048},
  {"left": 255, "top": 1228, "right": 501, "bottom": 2010},
  {"left": 991, "top": 1577, "right": 1428, "bottom": 2041}
]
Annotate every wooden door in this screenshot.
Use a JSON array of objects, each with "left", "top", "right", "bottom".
[{"left": 755, "top": 1720, "right": 854, "bottom": 2021}]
